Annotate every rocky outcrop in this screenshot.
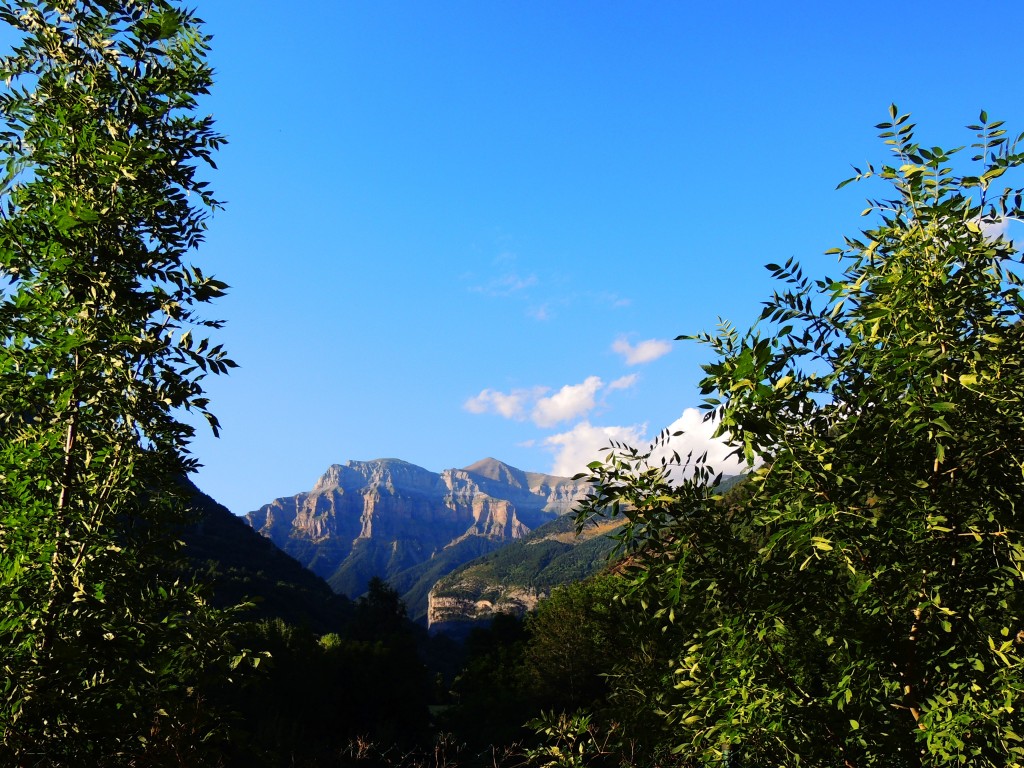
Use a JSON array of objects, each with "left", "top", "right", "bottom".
[
  {"left": 245, "top": 458, "right": 590, "bottom": 607},
  {"left": 427, "top": 586, "right": 546, "bottom": 631}
]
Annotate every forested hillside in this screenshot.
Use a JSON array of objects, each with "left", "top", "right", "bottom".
[
  {"left": 181, "top": 482, "right": 356, "bottom": 634},
  {"left": 427, "top": 512, "right": 621, "bottom": 630}
]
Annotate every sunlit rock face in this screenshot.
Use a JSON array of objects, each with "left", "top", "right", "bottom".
[
  {"left": 245, "top": 458, "right": 589, "bottom": 601},
  {"left": 426, "top": 586, "right": 544, "bottom": 631}
]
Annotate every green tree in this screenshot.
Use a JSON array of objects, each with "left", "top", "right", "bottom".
[
  {"left": 575, "top": 109, "right": 1024, "bottom": 767},
  {"left": 350, "top": 576, "right": 409, "bottom": 641},
  {"left": 446, "top": 612, "right": 537, "bottom": 749},
  {"left": 524, "top": 576, "right": 625, "bottom": 711},
  {"left": 0, "top": 1, "right": 243, "bottom": 763},
  {"left": 346, "top": 578, "right": 432, "bottom": 743}
]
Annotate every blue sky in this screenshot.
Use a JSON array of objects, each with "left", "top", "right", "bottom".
[{"left": 184, "top": 1, "right": 1024, "bottom": 514}]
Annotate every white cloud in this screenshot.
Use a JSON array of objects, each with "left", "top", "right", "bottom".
[
  {"left": 528, "top": 304, "right": 551, "bottom": 321},
  {"left": 981, "top": 218, "right": 1009, "bottom": 241},
  {"left": 980, "top": 216, "right": 1021, "bottom": 247},
  {"left": 543, "top": 408, "right": 747, "bottom": 481},
  {"left": 463, "top": 387, "right": 546, "bottom": 420},
  {"left": 543, "top": 421, "right": 648, "bottom": 478},
  {"left": 612, "top": 336, "right": 673, "bottom": 365},
  {"left": 466, "top": 373, "right": 640, "bottom": 428},
  {"left": 471, "top": 272, "right": 537, "bottom": 297},
  {"left": 655, "top": 408, "right": 747, "bottom": 476},
  {"left": 608, "top": 374, "right": 639, "bottom": 391},
  {"left": 591, "top": 291, "right": 631, "bottom": 309},
  {"left": 531, "top": 376, "right": 603, "bottom": 428}
]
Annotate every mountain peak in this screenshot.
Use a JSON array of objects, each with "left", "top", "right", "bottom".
[
  {"left": 311, "top": 458, "right": 438, "bottom": 493},
  {"left": 347, "top": 457, "right": 411, "bottom": 468},
  {"left": 463, "top": 457, "right": 529, "bottom": 487}
]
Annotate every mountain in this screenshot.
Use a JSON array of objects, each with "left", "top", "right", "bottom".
[
  {"left": 426, "top": 513, "right": 623, "bottom": 634},
  {"left": 244, "top": 458, "right": 590, "bottom": 619},
  {"left": 180, "top": 482, "right": 355, "bottom": 634}
]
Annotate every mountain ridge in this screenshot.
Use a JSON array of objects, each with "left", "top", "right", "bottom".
[
  {"left": 244, "top": 457, "right": 591, "bottom": 619},
  {"left": 180, "top": 481, "right": 354, "bottom": 634}
]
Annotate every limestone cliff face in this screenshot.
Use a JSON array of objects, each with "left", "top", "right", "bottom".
[
  {"left": 245, "top": 458, "right": 589, "bottom": 601},
  {"left": 427, "top": 586, "right": 545, "bottom": 630}
]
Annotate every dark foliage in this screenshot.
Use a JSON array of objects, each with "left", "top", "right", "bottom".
[{"left": 180, "top": 483, "right": 356, "bottom": 634}]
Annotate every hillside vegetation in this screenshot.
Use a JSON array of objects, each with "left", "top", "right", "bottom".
[{"left": 427, "top": 513, "right": 622, "bottom": 629}]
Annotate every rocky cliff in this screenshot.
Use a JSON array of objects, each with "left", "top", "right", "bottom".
[
  {"left": 427, "top": 588, "right": 545, "bottom": 632},
  {"left": 245, "top": 458, "right": 590, "bottom": 617}
]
